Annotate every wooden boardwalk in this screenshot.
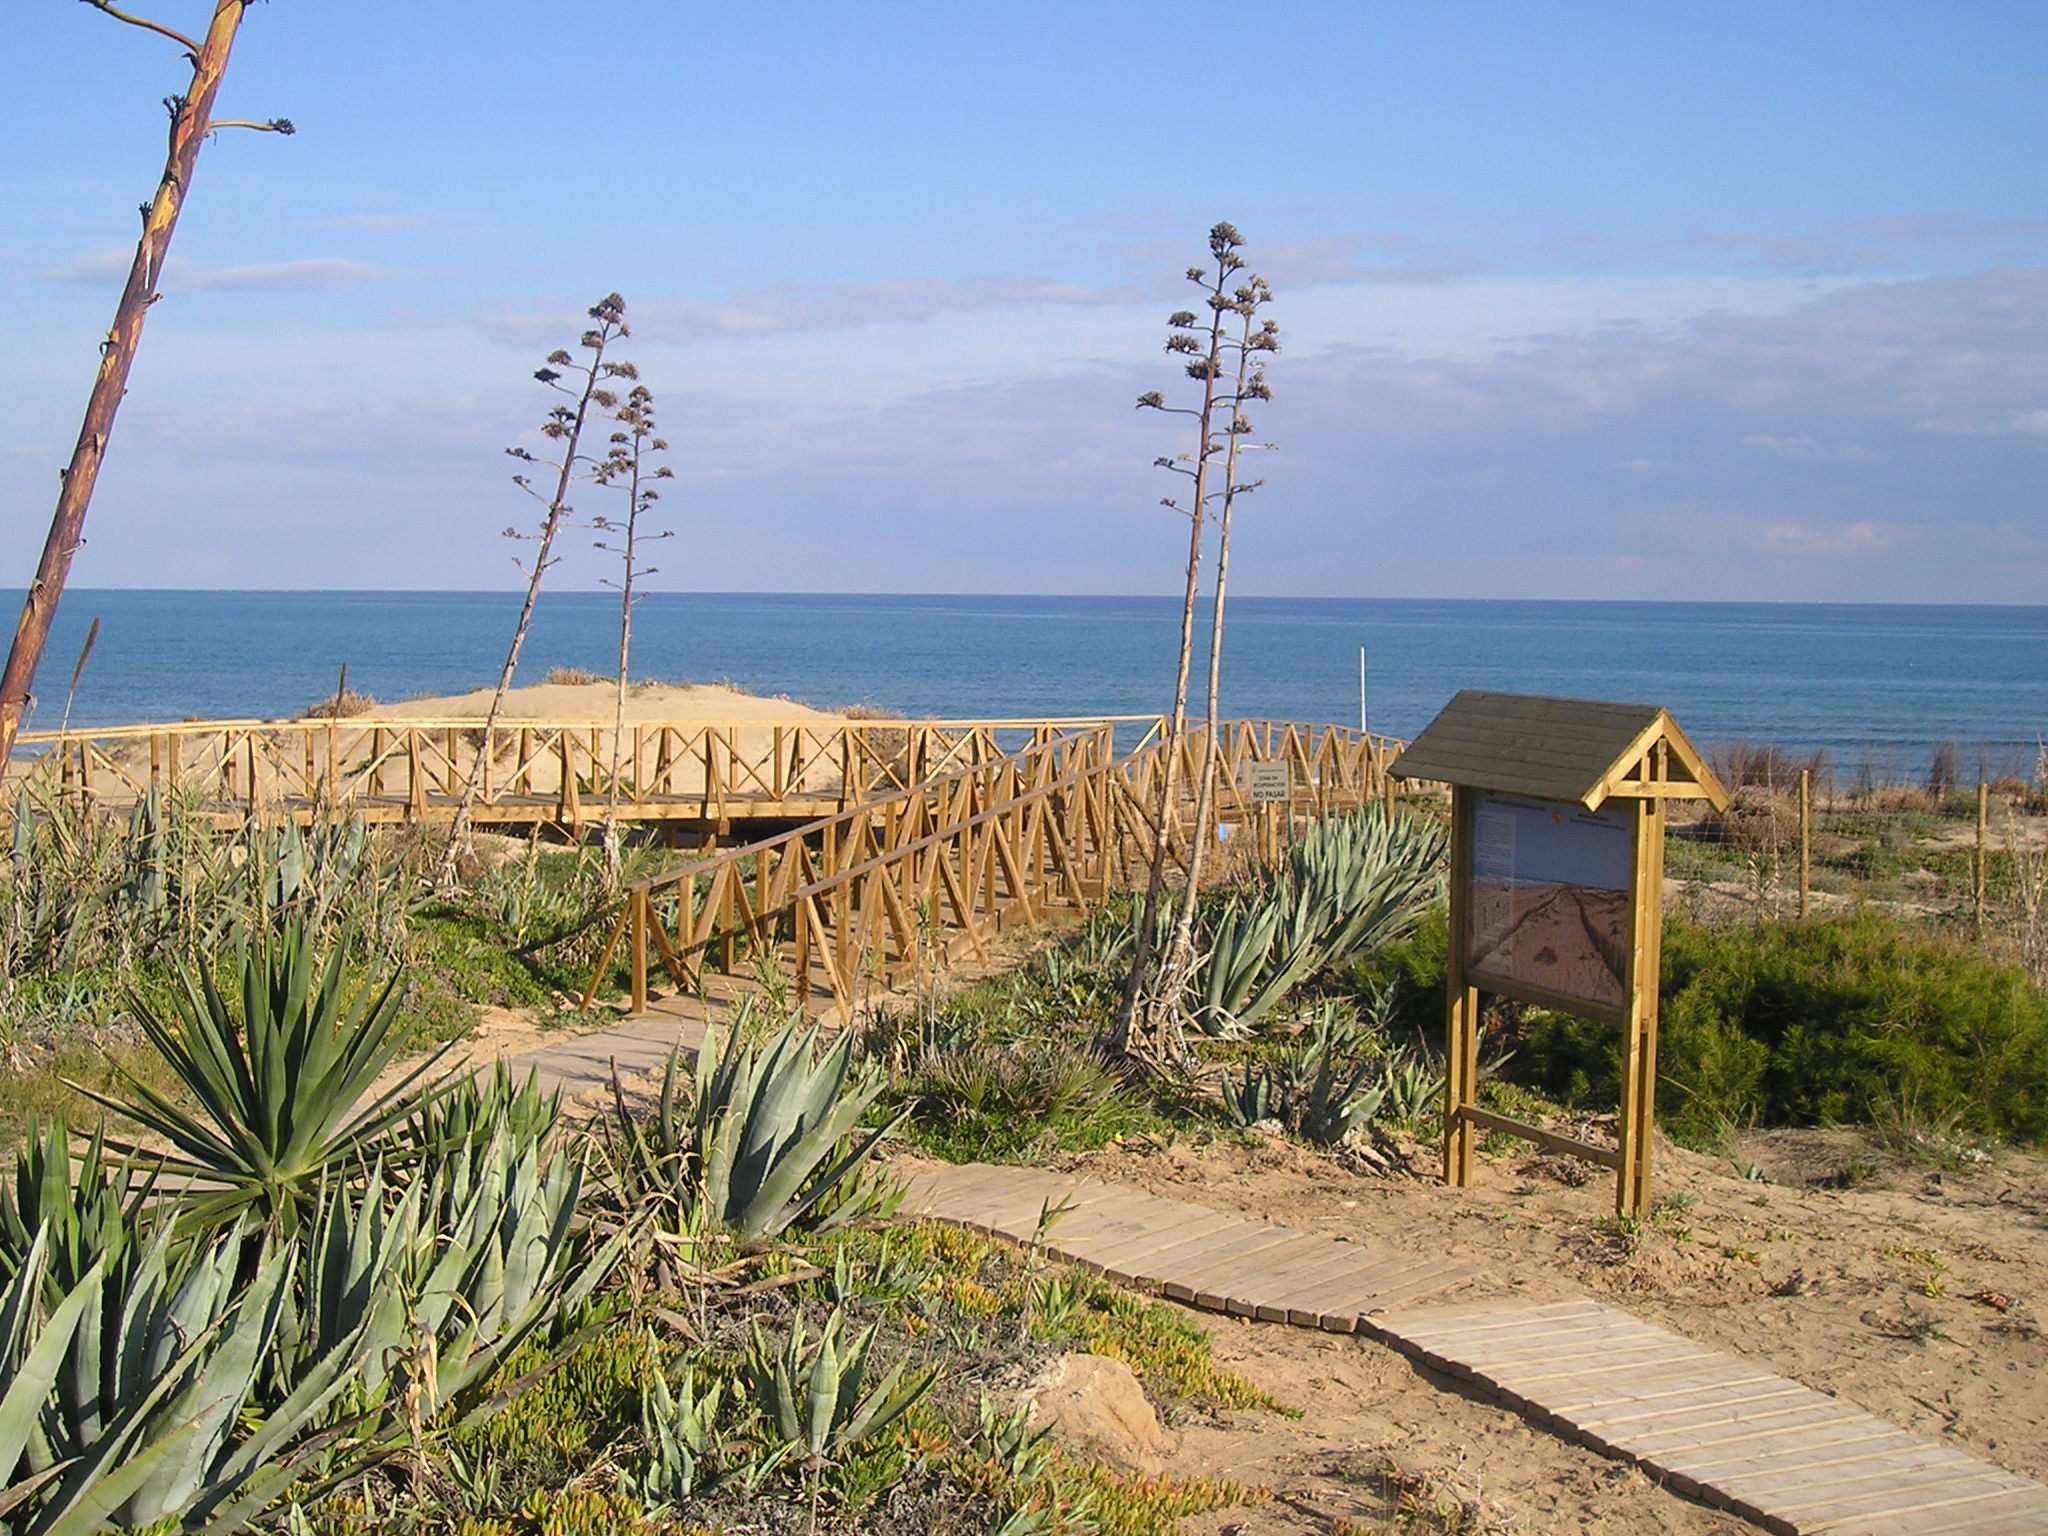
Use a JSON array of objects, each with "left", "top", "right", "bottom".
[
  {"left": 895, "top": 1161, "right": 1472, "bottom": 1324},
  {"left": 902, "top": 1161, "right": 2048, "bottom": 1536},
  {"left": 1384, "top": 1297, "right": 2048, "bottom": 1536},
  {"left": 495, "top": 1013, "right": 702, "bottom": 1101}
]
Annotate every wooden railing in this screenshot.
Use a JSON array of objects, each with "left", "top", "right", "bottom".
[
  {"left": 2, "top": 715, "right": 1154, "bottom": 829},
  {"left": 584, "top": 719, "right": 1407, "bottom": 1023}
]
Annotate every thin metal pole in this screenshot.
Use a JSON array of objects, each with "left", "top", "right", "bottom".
[{"left": 1359, "top": 646, "right": 1368, "bottom": 734}]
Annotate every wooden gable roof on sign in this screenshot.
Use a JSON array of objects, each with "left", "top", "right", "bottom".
[{"left": 1389, "top": 690, "right": 1730, "bottom": 811}]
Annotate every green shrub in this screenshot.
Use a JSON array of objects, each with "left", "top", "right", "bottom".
[
  {"left": 1346, "top": 901, "right": 1449, "bottom": 1041},
  {"left": 1519, "top": 913, "right": 2048, "bottom": 1147}
]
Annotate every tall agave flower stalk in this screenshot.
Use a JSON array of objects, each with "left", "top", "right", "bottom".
[
  {"left": 441, "top": 294, "right": 637, "bottom": 889},
  {"left": 592, "top": 384, "right": 675, "bottom": 879},
  {"left": 1118, "top": 223, "right": 1278, "bottom": 1073},
  {"left": 1157, "top": 263, "right": 1279, "bottom": 1042}
]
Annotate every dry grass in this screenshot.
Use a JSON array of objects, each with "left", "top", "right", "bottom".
[
  {"left": 300, "top": 688, "right": 375, "bottom": 720},
  {"left": 541, "top": 666, "right": 606, "bottom": 686},
  {"left": 1711, "top": 740, "right": 1832, "bottom": 795}
]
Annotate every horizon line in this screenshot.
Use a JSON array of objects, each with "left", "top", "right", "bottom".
[{"left": 9, "top": 588, "right": 2047, "bottom": 613}]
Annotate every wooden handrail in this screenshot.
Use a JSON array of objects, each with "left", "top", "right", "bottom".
[
  {"left": 581, "top": 718, "right": 1407, "bottom": 1023},
  {"left": 14, "top": 713, "right": 1168, "bottom": 744},
  {"left": 1, "top": 714, "right": 1159, "bottom": 830}
]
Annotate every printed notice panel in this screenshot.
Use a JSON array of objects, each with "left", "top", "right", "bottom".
[{"left": 1468, "top": 791, "right": 1633, "bottom": 1012}]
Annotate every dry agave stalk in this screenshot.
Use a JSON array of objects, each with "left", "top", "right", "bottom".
[
  {"left": 1119, "top": 222, "right": 1279, "bottom": 1073},
  {"left": 592, "top": 384, "right": 675, "bottom": 874},
  {"left": 441, "top": 294, "right": 638, "bottom": 888}
]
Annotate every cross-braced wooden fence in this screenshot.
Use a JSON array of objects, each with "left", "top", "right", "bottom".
[
  {"left": 583, "top": 719, "right": 1407, "bottom": 1022},
  {"left": 2, "top": 716, "right": 1142, "bottom": 831}
]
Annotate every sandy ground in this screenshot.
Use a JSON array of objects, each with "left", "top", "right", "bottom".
[
  {"left": 29, "top": 680, "right": 876, "bottom": 810},
  {"left": 358, "top": 679, "right": 849, "bottom": 724},
  {"left": 1059, "top": 1126, "right": 2048, "bottom": 1534}
]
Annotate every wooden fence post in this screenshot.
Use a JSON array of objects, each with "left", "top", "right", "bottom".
[
  {"left": 1976, "top": 780, "right": 1989, "bottom": 937},
  {"left": 1798, "top": 769, "right": 1811, "bottom": 921},
  {"left": 631, "top": 890, "right": 649, "bottom": 1016}
]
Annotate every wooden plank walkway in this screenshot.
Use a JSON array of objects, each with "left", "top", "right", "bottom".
[
  {"left": 1377, "top": 1297, "right": 2048, "bottom": 1535},
  {"left": 902, "top": 1161, "right": 2048, "bottom": 1536},
  {"left": 896, "top": 1161, "right": 1474, "bottom": 1327},
  {"left": 497, "top": 1013, "right": 702, "bottom": 1100}
]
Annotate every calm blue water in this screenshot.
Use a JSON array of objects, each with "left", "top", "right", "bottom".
[{"left": 12, "top": 591, "right": 2048, "bottom": 781}]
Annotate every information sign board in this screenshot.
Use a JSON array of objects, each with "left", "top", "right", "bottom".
[{"left": 1246, "top": 762, "right": 1291, "bottom": 803}]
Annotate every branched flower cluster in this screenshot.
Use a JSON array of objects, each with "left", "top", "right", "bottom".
[{"left": 501, "top": 293, "right": 636, "bottom": 577}]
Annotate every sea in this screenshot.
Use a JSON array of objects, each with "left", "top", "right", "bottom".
[{"left": 12, "top": 591, "right": 2048, "bottom": 783}]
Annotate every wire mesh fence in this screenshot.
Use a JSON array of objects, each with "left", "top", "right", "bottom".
[{"left": 1662, "top": 740, "right": 2048, "bottom": 987}]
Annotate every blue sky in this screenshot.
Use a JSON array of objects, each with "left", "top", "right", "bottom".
[{"left": 4, "top": 1, "right": 2045, "bottom": 600}]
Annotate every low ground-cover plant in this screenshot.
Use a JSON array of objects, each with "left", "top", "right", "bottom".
[{"left": 271, "top": 1215, "right": 1270, "bottom": 1533}]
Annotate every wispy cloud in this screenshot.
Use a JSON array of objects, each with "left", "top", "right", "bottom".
[
  {"left": 1917, "top": 407, "right": 2048, "bottom": 437},
  {"left": 1850, "top": 216, "right": 2048, "bottom": 243},
  {"left": 1687, "top": 229, "right": 1883, "bottom": 276},
  {"left": 40, "top": 246, "right": 131, "bottom": 285},
  {"left": 40, "top": 250, "right": 392, "bottom": 292},
  {"left": 12, "top": 259, "right": 2045, "bottom": 599},
  {"left": 1114, "top": 231, "right": 1489, "bottom": 288},
  {"left": 478, "top": 273, "right": 1141, "bottom": 348},
  {"left": 1741, "top": 434, "right": 1880, "bottom": 462},
  {"left": 1754, "top": 520, "right": 1895, "bottom": 556},
  {"left": 296, "top": 214, "right": 427, "bottom": 232},
  {"left": 173, "top": 258, "right": 392, "bottom": 292},
  {"left": 1267, "top": 233, "right": 1490, "bottom": 286}
]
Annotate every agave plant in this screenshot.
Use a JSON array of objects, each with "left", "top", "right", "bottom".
[
  {"left": 274, "top": 1111, "right": 611, "bottom": 1442},
  {"left": 0, "top": 1119, "right": 157, "bottom": 1297},
  {"left": 400, "top": 1062, "right": 560, "bottom": 1164},
  {"left": 1380, "top": 1050, "right": 1447, "bottom": 1123},
  {"left": 0, "top": 1232, "right": 104, "bottom": 1529},
  {"left": 622, "top": 1358, "right": 730, "bottom": 1511},
  {"left": 741, "top": 1307, "right": 934, "bottom": 1469},
  {"left": 74, "top": 921, "right": 449, "bottom": 1229},
  {"left": 603, "top": 1004, "right": 904, "bottom": 1247},
  {"left": 408, "top": 1119, "right": 602, "bottom": 1409},
  {"left": 1192, "top": 806, "right": 1444, "bottom": 1034},
  {"left": 1295, "top": 1009, "right": 1389, "bottom": 1147},
  {"left": 1217, "top": 1005, "right": 1397, "bottom": 1147},
  {"left": 1219, "top": 1058, "right": 1283, "bottom": 1128},
  {"left": 1, "top": 1215, "right": 365, "bottom": 1536}
]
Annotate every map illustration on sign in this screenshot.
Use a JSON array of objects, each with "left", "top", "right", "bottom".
[{"left": 1467, "top": 790, "right": 1632, "bottom": 1011}]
